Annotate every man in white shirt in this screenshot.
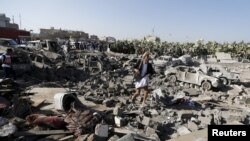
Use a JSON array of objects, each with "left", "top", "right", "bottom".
[{"left": 0, "top": 48, "right": 16, "bottom": 80}]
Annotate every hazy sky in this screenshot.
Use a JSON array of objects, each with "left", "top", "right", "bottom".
[{"left": 1, "top": 0, "right": 250, "bottom": 42}]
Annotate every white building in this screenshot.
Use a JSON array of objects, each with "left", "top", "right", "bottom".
[
  {"left": 144, "top": 35, "right": 160, "bottom": 42},
  {"left": 99, "top": 36, "right": 116, "bottom": 43}
]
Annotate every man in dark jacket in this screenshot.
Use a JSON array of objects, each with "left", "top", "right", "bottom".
[{"left": 131, "top": 51, "right": 154, "bottom": 106}]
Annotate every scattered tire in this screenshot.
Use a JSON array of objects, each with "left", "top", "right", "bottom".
[
  {"left": 219, "top": 77, "right": 228, "bottom": 85},
  {"left": 201, "top": 81, "right": 212, "bottom": 91},
  {"left": 168, "top": 74, "right": 177, "bottom": 83}
]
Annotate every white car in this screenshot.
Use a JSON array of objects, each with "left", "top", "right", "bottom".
[{"left": 165, "top": 66, "right": 223, "bottom": 90}]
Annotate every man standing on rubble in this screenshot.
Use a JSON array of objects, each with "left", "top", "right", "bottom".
[
  {"left": 0, "top": 48, "right": 16, "bottom": 80},
  {"left": 131, "top": 51, "right": 154, "bottom": 106}
]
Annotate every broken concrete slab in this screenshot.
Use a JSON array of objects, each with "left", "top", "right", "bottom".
[
  {"left": 0, "top": 117, "right": 17, "bottom": 137},
  {"left": 115, "top": 116, "right": 126, "bottom": 127},
  {"left": 102, "top": 99, "right": 115, "bottom": 107},
  {"left": 141, "top": 116, "right": 151, "bottom": 126},
  {"left": 95, "top": 124, "right": 109, "bottom": 138},
  {"left": 168, "top": 128, "right": 207, "bottom": 141},
  {"left": 28, "top": 87, "right": 69, "bottom": 103},
  {"left": 117, "top": 133, "right": 135, "bottom": 141},
  {"left": 187, "top": 121, "right": 198, "bottom": 132},
  {"left": 177, "top": 126, "right": 191, "bottom": 136},
  {"left": 146, "top": 127, "right": 161, "bottom": 140},
  {"left": 113, "top": 105, "right": 123, "bottom": 116},
  {"left": 108, "top": 135, "right": 119, "bottom": 141},
  {"left": 198, "top": 116, "right": 212, "bottom": 126}
]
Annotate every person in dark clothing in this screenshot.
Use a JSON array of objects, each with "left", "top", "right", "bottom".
[
  {"left": 131, "top": 51, "right": 154, "bottom": 106},
  {"left": 0, "top": 48, "right": 16, "bottom": 80}
]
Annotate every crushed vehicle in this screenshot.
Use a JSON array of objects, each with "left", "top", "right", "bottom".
[
  {"left": 26, "top": 40, "right": 61, "bottom": 53},
  {"left": 164, "top": 66, "right": 222, "bottom": 90},
  {"left": 0, "top": 38, "right": 19, "bottom": 48},
  {"left": 66, "top": 50, "right": 104, "bottom": 74},
  {"left": 28, "top": 53, "right": 54, "bottom": 69},
  {"left": 153, "top": 55, "right": 173, "bottom": 66},
  {"left": 200, "top": 64, "right": 240, "bottom": 85}
]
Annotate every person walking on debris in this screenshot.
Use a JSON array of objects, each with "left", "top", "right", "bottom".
[
  {"left": 0, "top": 48, "right": 16, "bottom": 80},
  {"left": 131, "top": 51, "right": 155, "bottom": 106}
]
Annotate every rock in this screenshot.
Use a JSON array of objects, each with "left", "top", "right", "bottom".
[
  {"left": 141, "top": 116, "right": 151, "bottom": 126},
  {"left": 221, "top": 111, "right": 245, "bottom": 124},
  {"left": 245, "top": 98, "right": 250, "bottom": 105},
  {"left": 75, "top": 134, "right": 89, "bottom": 141},
  {"left": 187, "top": 121, "right": 198, "bottom": 132},
  {"left": 149, "top": 109, "right": 159, "bottom": 116},
  {"left": 227, "top": 85, "right": 244, "bottom": 95},
  {"left": 177, "top": 126, "right": 191, "bottom": 136},
  {"left": 117, "top": 97, "right": 128, "bottom": 105},
  {"left": 244, "top": 116, "right": 250, "bottom": 124},
  {"left": 102, "top": 99, "right": 115, "bottom": 107},
  {"left": 183, "top": 88, "right": 201, "bottom": 96},
  {"left": 146, "top": 127, "right": 161, "bottom": 140},
  {"left": 117, "top": 133, "right": 135, "bottom": 141},
  {"left": 87, "top": 134, "right": 95, "bottom": 141},
  {"left": 178, "top": 110, "right": 194, "bottom": 120},
  {"left": 114, "top": 116, "right": 126, "bottom": 127},
  {"left": 198, "top": 116, "right": 212, "bottom": 125},
  {"left": 0, "top": 122, "right": 17, "bottom": 137},
  {"left": 113, "top": 105, "right": 123, "bottom": 116},
  {"left": 108, "top": 135, "right": 119, "bottom": 141},
  {"left": 152, "top": 88, "right": 165, "bottom": 100},
  {"left": 170, "top": 133, "right": 179, "bottom": 139},
  {"left": 95, "top": 124, "right": 109, "bottom": 138}
]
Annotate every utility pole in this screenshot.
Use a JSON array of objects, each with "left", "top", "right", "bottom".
[
  {"left": 12, "top": 16, "right": 14, "bottom": 23},
  {"left": 19, "top": 14, "right": 22, "bottom": 29}
]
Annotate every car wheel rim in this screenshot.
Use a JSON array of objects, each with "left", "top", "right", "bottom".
[
  {"left": 203, "top": 82, "right": 210, "bottom": 90},
  {"left": 169, "top": 75, "right": 176, "bottom": 82}
]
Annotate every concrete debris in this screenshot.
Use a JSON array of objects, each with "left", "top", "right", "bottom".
[
  {"left": 114, "top": 116, "right": 126, "bottom": 127},
  {"left": 141, "top": 116, "right": 151, "bottom": 126},
  {"left": 117, "top": 133, "right": 135, "bottom": 141},
  {"left": 187, "top": 121, "right": 198, "bottom": 132},
  {"left": 94, "top": 123, "right": 109, "bottom": 138},
  {"left": 177, "top": 126, "right": 191, "bottom": 136},
  {"left": 0, "top": 41, "right": 250, "bottom": 141},
  {"left": 0, "top": 117, "right": 17, "bottom": 137}
]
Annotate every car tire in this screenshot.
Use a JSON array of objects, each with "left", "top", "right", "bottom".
[
  {"left": 168, "top": 74, "right": 177, "bottom": 83},
  {"left": 219, "top": 77, "right": 228, "bottom": 85},
  {"left": 201, "top": 81, "right": 212, "bottom": 91}
]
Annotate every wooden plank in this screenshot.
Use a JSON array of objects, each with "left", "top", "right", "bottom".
[
  {"left": 114, "top": 128, "right": 137, "bottom": 134},
  {"left": 32, "top": 99, "right": 46, "bottom": 108},
  {"left": 59, "top": 135, "right": 74, "bottom": 141},
  {"left": 14, "top": 130, "right": 73, "bottom": 136}
]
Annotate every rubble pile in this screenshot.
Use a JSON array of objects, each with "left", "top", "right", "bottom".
[{"left": 0, "top": 45, "right": 250, "bottom": 141}]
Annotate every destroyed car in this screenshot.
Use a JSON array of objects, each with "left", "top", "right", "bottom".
[
  {"left": 153, "top": 56, "right": 172, "bottom": 66},
  {"left": 27, "top": 40, "right": 60, "bottom": 53},
  {"left": 28, "top": 53, "right": 54, "bottom": 69},
  {"left": 66, "top": 50, "right": 103, "bottom": 74},
  {"left": 0, "top": 38, "right": 19, "bottom": 48},
  {"left": 200, "top": 64, "right": 240, "bottom": 85},
  {"left": 164, "top": 66, "right": 222, "bottom": 90}
]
